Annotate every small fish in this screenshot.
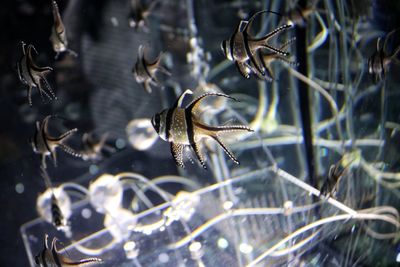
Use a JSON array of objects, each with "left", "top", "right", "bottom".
[
  {"left": 81, "top": 132, "right": 115, "bottom": 162},
  {"left": 128, "top": 0, "right": 160, "bottom": 31},
  {"left": 30, "top": 115, "right": 82, "bottom": 169},
  {"left": 368, "top": 29, "right": 400, "bottom": 83},
  {"left": 40, "top": 167, "right": 68, "bottom": 231},
  {"left": 133, "top": 45, "right": 170, "bottom": 93},
  {"left": 221, "top": 10, "right": 292, "bottom": 79},
  {"left": 35, "top": 234, "right": 102, "bottom": 266},
  {"left": 151, "top": 90, "right": 253, "bottom": 168},
  {"left": 284, "top": 6, "right": 316, "bottom": 27},
  {"left": 16, "top": 42, "right": 56, "bottom": 106},
  {"left": 319, "top": 158, "right": 353, "bottom": 198},
  {"left": 50, "top": 0, "right": 77, "bottom": 59}
]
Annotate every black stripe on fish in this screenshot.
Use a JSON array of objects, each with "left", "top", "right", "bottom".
[
  {"left": 184, "top": 108, "right": 206, "bottom": 168},
  {"left": 243, "top": 29, "right": 265, "bottom": 75},
  {"left": 165, "top": 108, "right": 173, "bottom": 141},
  {"left": 41, "top": 119, "right": 52, "bottom": 155},
  {"left": 142, "top": 56, "right": 159, "bottom": 84}
]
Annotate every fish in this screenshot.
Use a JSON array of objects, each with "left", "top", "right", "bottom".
[
  {"left": 368, "top": 29, "right": 400, "bottom": 83},
  {"left": 284, "top": 3, "right": 318, "bottom": 27},
  {"left": 128, "top": 0, "right": 160, "bottom": 31},
  {"left": 40, "top": 167, "right": 68, "bottom": 231},
  {"left": 319, "top": 158, "right": 353, "bottom": 198},
  {"left": 35, "top": 234, "right": 102, "bottom": 266},
  {"left": 30, "top": 115, "right": 82, "bottom": 169},
  {"left": 16, "top": 42, "right": 56, "bottom": 106},
  {"left": 151, "top": 89, "right": 253, "bottom": 168},
  {"left": 133, "top": 45, "right": 170, "bottom": 93},
  {"left": 50, "top": 0, "right": 77, "bottom": 59},
  {"left": 80, "top": 132, "right": 115, "bottom": 162},
  {"left": 221, "top": 10, "right": 292, "bottom": 79}
]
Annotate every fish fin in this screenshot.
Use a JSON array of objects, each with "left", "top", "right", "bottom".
[
  {"left": 147, "top": 0, "right": 160, "bottom": 13},
  {"left": 238, "top": 20, "right": 249, "bottom": 33},
  {"left": 246, "top": 10, "right": 283, "bottom": 35},
  {"left": 41, "top": 154, "right": 48, "bottom": 169},
  {"left": 210, "top": 135, "right": 239, "bottom": 164},
  {"left": 174, "top": 89, "right": 193, "bottom": 108},
  {"left": 59, "top": 143, "right": 82, "bottom": 158},
  {"left": 191, "top": 141, "right": 206, "bottom": 169},
  {"left": 50, "top": 128, "right": 78, "bottom": 142},
  {"left": 158, "top": 65, "right": 171, "bottom": 76},
  {"left": 187, "top": 92, "right": 237, "bottom": 115},
  {"left": 66, "top": 48, "right": 78, "bottom": 57},
  {"left": 235, "top": 61, "right": 251, "bottom": 79},
  {"left": 39, "top": 79, "right": 56, "bottom": 101},
  {"left": 194, "top": 121, "right": 253, "bottom": 164},
  {"left": 171, "top": 142, "right": 185, "bottom": 168},
  {"left": 258, "top": 43, "right": 291, "bottom": 56},
  {"left": 21, "top": 41, "right": 27, "bottom": 55},
  {"left": 61, "top": 257, "right": 103, "bottom": 266},
  {"left": 251, "top": 24, "right": 292, "bottom": 43},
  {"left": 143, "top": 80, "right": 152, "bottom": 93},
  {"left": 27, "top": 86, "right": 33, "bottom": 106},
  {"left": 44, "top": 234, "right": 50, "bottom": 250},
  {"left": 50, "top": 149, "right": 58, "bottom": 167},
  {"left": 37, "top": 66, "right": 53, "bottom": 76}
]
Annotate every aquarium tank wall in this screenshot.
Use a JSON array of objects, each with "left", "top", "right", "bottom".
[{"left": 0, "top": 0, "right": 400, "bottom": 266}]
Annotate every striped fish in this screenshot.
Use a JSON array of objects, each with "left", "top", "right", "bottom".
[
  {"left": 50, "top": 0, "right": 77, "bottom": 59},
  {"left": 16, "top": 42, "right": 55, "bottom": 106},
  {"left": 221, "top": 10, "right": 292, "bottom": 79},
  {"left": 132, "top": 45, "right": 170, "bottom": 93},
  {"left": 80, "top": 132, "right": 115, "bottom": 162},
  {"left": 128, "top": 0, "right": 160, "bottom": 31},
  {"left": 40, "top": 167, "right": 68, "bottom": 231},
  {"left": 35, "top": 234, "right": 102, "bottom": 266},
  {"left": 30, "top": 115, "right": 82, "bottom": 169},
  {"left": 151, "top": 90, "right": 253, "bottom": 169}
]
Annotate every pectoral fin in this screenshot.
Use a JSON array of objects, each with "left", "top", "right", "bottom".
[
  {"left": 171, "top": 142, "right": 185, "bottom": 168},
  {"left": 191, "top": 141, "right": 206, "bottom": 169}
]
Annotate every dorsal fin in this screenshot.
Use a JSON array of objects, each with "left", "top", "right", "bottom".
[
  {"left": 174, "top": 89, "right": 193, "bottom": 108},
  {"left": 246, "top": 10, "right": 283, "bottom": 35}
]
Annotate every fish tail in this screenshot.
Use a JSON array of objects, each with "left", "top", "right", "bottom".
[
  {"left": 198, "top": 123, "right": 253, "bottom": 164},
  {"left": 59, "top": 143, "right": 82, "bottom": 158}
]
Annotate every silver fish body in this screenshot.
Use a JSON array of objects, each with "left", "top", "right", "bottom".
[
  {"left": 35, "top": 234, "right": 102, "bottom": 267},
  {"left": 30, "top": 115, "right": 81, "bottom": 169},
  {"left": 16, "top": 42, "right": 55, "bottom": 106},
  {"left": 133, "top": 45, "right": 170, "bottom": 93},
  {"left": 151, "top": 90, "right": 253, "bottom": 168}
]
